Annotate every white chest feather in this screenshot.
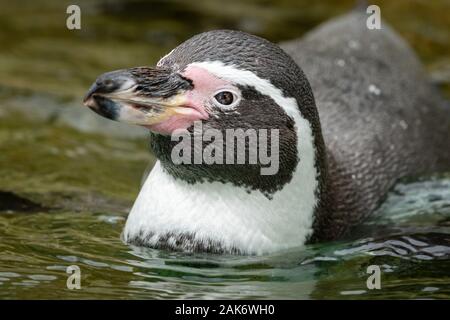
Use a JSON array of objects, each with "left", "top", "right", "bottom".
[{"left": 122, "top": 61, "right": 319, "bottom": 255}]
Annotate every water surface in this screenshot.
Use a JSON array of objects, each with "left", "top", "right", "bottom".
[{"left": 1, "top": 174, "right": 449, "bottom": 299}]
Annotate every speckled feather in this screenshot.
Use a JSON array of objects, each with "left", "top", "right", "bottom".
[
  {"left": 129, "top": 67, "right": 193, "bottom": 98},
  {"left": 281, "top": 12, "right": 450, "bottom": 241}
]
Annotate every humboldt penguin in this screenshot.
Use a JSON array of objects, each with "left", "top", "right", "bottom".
[{"left": 83, "top": 12, "right": 450, "bottom": 255}]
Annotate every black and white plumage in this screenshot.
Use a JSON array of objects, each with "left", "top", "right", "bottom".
[{"left": 83, "top": 11, "right": 450, "bottom": 255}]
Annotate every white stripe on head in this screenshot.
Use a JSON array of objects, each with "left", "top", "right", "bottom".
[
  {"left": 189, "top": 61, "right": 300, "bottom": 121},
  {"left": 156, "top": 48, "right": 175, "bottom": 67}
]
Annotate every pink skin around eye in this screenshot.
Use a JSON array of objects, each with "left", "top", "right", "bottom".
[{"left": 146, "top": 65, "right": 231, "bottom": 135}]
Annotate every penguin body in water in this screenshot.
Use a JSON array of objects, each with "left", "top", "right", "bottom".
[{"left": 84, "top": 12, "right": 450, "bottom": 254}]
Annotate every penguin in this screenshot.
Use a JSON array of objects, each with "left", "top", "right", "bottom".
[{"left": 83, "top": 11, "right": 450, "bottom": 255}]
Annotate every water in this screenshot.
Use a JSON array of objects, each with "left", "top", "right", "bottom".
[
  {"left": 0, "top": 175, "right": 449, "bottom": 299},
  {"left": 0, "top": 0, "right": 449, "bottom": 299}
]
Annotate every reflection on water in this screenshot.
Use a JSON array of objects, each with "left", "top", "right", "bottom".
[
  {"left": 0, "top": 0, "right": 449, "bottom": 299},
  {"left": 0, "top": 174, "right": 449, "bottom": 299}
]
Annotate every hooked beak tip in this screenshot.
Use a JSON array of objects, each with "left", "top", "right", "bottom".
[
  {"left": 82, "top": 70, "right": 136, "bottom": 106},
  {"left": 83, "top": 96, "right": 95, "bottom": 108},
  {"left": 83, "top": 83, "right": 98, "bottom": 105}
]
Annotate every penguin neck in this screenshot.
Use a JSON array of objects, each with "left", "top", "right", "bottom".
[{"left": 123, "top": 97, "right": 328, "bottom": 255}]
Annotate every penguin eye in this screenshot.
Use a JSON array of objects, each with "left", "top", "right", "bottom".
[
  {"left": 215, "top": 91, "right": 234, "bottom": 105},
  {"left": 213, "top": 90, "right": 239, "bottom": 108}
]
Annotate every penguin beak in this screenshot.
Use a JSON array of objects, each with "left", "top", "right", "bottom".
[{"left": 83, "top": 67, "right": 203, "bottom": 128}]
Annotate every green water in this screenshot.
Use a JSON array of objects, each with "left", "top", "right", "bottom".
[
  {"left": 0, "top": 0, "right": 449, "bottom": 299},
  {"left": 1, "top": 176, "right": 449, "bottom": 299}
]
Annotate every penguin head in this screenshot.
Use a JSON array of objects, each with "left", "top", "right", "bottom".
[{"left": 84, "top": 30, "right": 322, "bottom": 195}]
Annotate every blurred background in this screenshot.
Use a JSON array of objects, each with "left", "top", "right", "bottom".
[{"left": 0, "top": 0, "right": 449, "bottom": 299}]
